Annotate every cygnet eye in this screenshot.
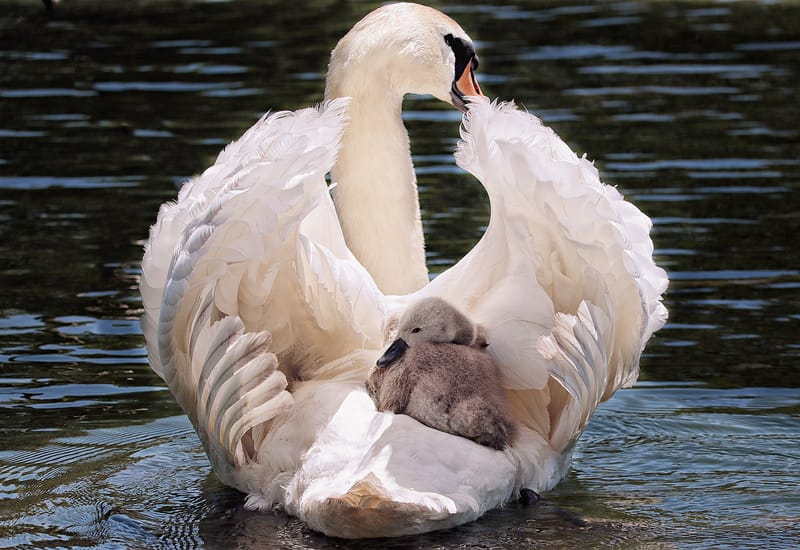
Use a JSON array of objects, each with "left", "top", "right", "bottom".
[{"left": 411, "top": 328, "right": 421, "bottom": 334}]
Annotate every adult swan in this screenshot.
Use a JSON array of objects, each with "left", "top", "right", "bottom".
[{"left": 140, "top": 2, "right": 668, "bottom": 539}]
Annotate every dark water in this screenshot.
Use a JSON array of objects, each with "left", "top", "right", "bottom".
[{"left": 1, "top": 0, "right": 798, "bottom": 547}]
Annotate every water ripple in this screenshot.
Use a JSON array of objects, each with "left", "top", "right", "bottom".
[
  {"left": 0, "top": 176, "right": 143, "bottom": 190},
  {"left": 580, "top": 63, "right": 775, "bottom": 77}
]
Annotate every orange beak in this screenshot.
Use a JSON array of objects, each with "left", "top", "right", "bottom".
[{"left": 451, "top": 56, "right": 484, "bottom": 112}]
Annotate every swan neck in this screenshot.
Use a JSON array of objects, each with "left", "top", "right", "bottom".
[{"left": 326, "top": 85, "right": 428, "bottom": 296}]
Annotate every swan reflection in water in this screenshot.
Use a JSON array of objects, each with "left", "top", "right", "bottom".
[{"left": 140, "top": 2, "right": 668, "bottom": 538}]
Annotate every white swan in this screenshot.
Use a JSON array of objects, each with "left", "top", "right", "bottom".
[{"left": 140, "top": 2, "right": 668, "bottom": 539}]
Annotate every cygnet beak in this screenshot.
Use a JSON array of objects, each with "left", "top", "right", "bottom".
[{"left": 376, "top": 338, "right": 408, "bottom": 368}]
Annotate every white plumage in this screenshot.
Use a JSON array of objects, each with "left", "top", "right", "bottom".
[{"left": 140, "top": 3, "right": 667, "bottom": 538}]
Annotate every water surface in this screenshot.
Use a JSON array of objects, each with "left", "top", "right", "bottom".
[{"left": 1, "top": 1, "right": 798, "bottom": 548}]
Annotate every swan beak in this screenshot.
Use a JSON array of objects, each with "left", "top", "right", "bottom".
[
  {"left": 376, "top": 338, "right": 408, "bottom": 368},
  {"left": 451, "top": 56, "right": 484, "bottom": 113}
]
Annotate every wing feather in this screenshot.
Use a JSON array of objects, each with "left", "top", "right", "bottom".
[
  {"left": 140, "top": 98, "right": 384, "bottom": 483},
  {"left": 537, "top": 301, "right": 611, "bottom": 451},
  {"left": 454, "top": 98, "right": 667, "bottom": 383},
  {"left": 428, "top": 98, "right": 667, "bottom": 446}
]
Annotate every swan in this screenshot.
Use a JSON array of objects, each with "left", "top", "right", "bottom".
[{"left": 140, "top": 2, "right": 668, "bottom": 539}]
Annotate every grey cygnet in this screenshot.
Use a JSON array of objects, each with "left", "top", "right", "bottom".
[{"left": 366, "top": 297, "right": 515, "bottom": 450}]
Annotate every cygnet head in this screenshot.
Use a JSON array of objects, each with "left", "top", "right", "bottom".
[
  {"left": 325, "top": 2, "right": 483, "bottom": 111},
  {"left": 377, "top": 297, "right": 486, "bottom": 367}
]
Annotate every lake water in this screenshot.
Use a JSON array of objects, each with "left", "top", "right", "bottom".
[{"left": 1, "top": 0, "right": 798, "bottom": 548}]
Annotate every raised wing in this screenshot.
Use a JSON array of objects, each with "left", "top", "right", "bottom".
[
  {"left": 427, "top": 99, "right": 668, "bottom": 449},
  {"left": 140, "top": 98, "right": 387, "bottom": 483}
]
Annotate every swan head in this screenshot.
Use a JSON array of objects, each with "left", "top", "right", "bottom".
[
  {"left": 325, "top": 3, "right": 483, "bottom": 111},
  {"left": 377, "top": 297, "right": 487, "bottom": 367}
]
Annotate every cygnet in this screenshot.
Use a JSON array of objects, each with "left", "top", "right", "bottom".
[{"left": 366, "top": 297, "right": 514, "bottom": 450}]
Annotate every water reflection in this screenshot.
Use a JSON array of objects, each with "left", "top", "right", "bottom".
[{"left": 0, "top": 0, "right": 798, "bottom": 547}]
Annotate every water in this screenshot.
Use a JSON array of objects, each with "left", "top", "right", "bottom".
[{"left": 1, "top": 0, "right": 798, "bottom": 547}]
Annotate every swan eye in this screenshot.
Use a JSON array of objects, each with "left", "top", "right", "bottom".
[
  {"left": 443, "top": 33, "right": 478, "bottom": 80},
  {"left": 411, "top": 328, "right": 421, "bottom": 334}
]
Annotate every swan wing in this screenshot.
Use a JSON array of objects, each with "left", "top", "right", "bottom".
[
  {"left": 426, "top": 99, "right": 668, "bottom": 449},
  {"left": 140, "top": 98, "right": 386, "bottom": 482}
]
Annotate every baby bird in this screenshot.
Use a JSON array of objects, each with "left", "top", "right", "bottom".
[{"left": 366, "top": 297, "right": 515, "bottom": 450}]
